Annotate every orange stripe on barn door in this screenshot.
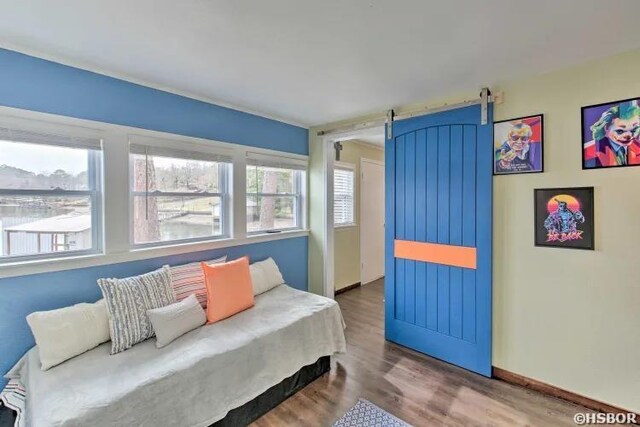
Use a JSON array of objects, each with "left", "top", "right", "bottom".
[{"left": 394, "top": 240, "right": 477, "bottom": 269}]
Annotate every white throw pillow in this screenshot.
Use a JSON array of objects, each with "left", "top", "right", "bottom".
[
  {"left": 147, "top": 294, "right": 206, "bottom": 348},
  {"left": 98, "top": 267, "right": 175, "bottom": 354},
  {"left": 26, "top": 299, "right": 111, "bottom": 370},
  {"left": 250, "top": 257, "right": 285, "bottom": 296}
]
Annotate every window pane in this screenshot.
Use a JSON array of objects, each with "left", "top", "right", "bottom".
[
  {"left": 335, "top": 195, "right": 354, "bottom": 224},
  {"left": 334, "top": 168, "right": 354, "bottom": 225},
  {"left": 246, "top": 165, "right": 295, "bottom": 194},
  {"left": 246, "top": 165, "right": 258, "bottom": 194},
  {"left": 133, "top": 196, "right": 223, "bottom": 244},
  {"left": 0, "top": 195, "right": 93, "bottom": 257},
  {"left": 247, "top": 195, "right": 296, "bottom": 233},
  {"left": 0, "top": 140, "right": 90, "bottom": 190},
  {"left": 132, "top": 154, "right": 221, "bottom": 193}
]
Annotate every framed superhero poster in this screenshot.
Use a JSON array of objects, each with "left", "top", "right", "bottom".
[
  {"left": 494, "top": 114, "right": 543, "bottom": 175},
  {"left": 534, "top": 187, "right": 594, "bottom": 250},
  {"left": 582, "top": 97, "right": 640, "bottom": 169}
]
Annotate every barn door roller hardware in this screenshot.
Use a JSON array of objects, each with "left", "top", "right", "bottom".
[
  {"left": 317, "top": 88, "right": 494, "bottom": 137},
  {"left": 386, "top": 109, "right": 395, "bottom": 140},
  {"left": 480, "top": 87, "right": 491, "bottom": 125}
]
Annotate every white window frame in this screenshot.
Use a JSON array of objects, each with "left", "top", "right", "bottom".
[
  {"left": 0, "top": 126, "right": 103, "bottom": 264},
  {"left": 245, "top": 152, "right": 308, "bottom": 235},
  {"left": 0, "top": 106, "right": 309, "bottom": 279},
  {"left": 333, "top": 161, "right": 356, "bottom": 229},
  {"left": 128, "top": 135, "right": 233, "bottom": 249}
]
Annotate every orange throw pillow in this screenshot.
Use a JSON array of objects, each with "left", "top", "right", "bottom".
[{"left": 202, "top": 257, "right": 255, "bottom": 324}]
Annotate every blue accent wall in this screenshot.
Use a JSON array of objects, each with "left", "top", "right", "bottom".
[
  {"left": 0, "top": 48, "right": 308, "bottom": 155},
  {"left": 0, "top": 48, "right": 309, "bottom": 387}
]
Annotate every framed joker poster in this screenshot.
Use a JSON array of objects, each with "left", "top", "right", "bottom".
[{"left": 582, "top": 97, "right": 640, "bottom": 169}]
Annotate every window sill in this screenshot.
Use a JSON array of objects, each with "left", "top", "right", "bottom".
[
  {"left": 334, "top": 223, "right": 357, "bottom": 230},
  {"left": 131, "top": 236, "right": 232, "bottom": 252},
  {"left": 0, "top": 252, "right": 105, "bottom": 271},
  {"left": 245, "top": 229, "right": 310, "bottom": 241},
  {"left": 0, "top": 230, "right": 310, "bottom": 280}
]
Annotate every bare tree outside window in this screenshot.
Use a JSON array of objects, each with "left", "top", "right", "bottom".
[
  {"left": 133, "top": 157, "right": 160, "bottom": 243},
  {"left": 246, "top": 165, "right": 301, "bottom": 233},
  {"left": 259, "top": 169, "right": 278, "bottom": 230}
]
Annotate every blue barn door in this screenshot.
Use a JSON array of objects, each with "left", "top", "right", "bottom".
[{"left": 384, "top": 103, "right": 493, "bottom": 376}]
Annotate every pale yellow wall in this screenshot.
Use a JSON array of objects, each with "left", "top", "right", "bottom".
[
  {"left": 334, "top": 141, "right": 384, "bottom": 290},
  {"left": 308, "top": 48, "right": 640, "bottom": 412},
  {"left": 492, "top": 49, "right": 640, "bottom": 413}
]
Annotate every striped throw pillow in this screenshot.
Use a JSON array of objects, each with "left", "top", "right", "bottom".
[
  {"left": 168, "top": 256, "right": 227, "bottom": 308},
  {"left": 98, "top": 266, "right": 176, "bottom": 354}
]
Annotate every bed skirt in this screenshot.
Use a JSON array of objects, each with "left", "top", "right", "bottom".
[
  {"left": 212, "top": 355, "right": 330, "bottom": 426},
  {"left": 0, "top": 403, "right": 16, "bottom": 427}
]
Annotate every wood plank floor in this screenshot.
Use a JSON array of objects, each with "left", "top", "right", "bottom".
[{"left": 252, "top": 279, "right": 595, "bottom": 426}]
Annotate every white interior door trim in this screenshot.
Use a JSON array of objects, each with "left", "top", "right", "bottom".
[{"left": 322, "top": 135, "right": 335, "bottom": 299}]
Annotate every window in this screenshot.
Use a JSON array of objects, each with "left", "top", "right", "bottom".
[
  {"left": 0, "top": 110, "right": 313, "bottom": 273},
  {"left": 246, "top": 153, "right": 306, "bottom": 234},
  {"left": 130, "top": 139, "right": 232, "bottom": 246},
  {"left": 334, "top": 163, "right": 355, "bottom": 227},
  {"left": 0, "top": 128, "right": 102, "bottom": 262}
]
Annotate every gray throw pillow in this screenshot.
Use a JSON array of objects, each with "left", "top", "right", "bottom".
[
  {"left": 98, "top": 267, "right": 176, "bottom": 354},
  {"left": 147, "top": 294, "right": 206, "bottom": 348}
]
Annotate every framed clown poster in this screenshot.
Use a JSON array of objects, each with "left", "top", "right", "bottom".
[
  {"left": 534, "top": 187, "right": 594, "bottom": 250},
  {"left": 493, "top": 114, "right": 544, "bottom": 175},
  {"left": 582, "top": 97, "right": 640, "bottom": 169}
]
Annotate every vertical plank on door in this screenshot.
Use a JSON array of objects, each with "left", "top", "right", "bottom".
[
  {"left": 394, "top": 135, "right": 406, "bottom": 322},
  {"left": 476, "top": 108, "right": 494, "bottom": 374},
  {"left": 437, "top": 126, "right": 450, "bottom": 335},
  {"left": 449, "top": 125, "right": 464, "bottom": 339},
  {"left": 384, "top": 122, "right": 396, "bottom": 334},
  {"left": 414, "top": 129, "right": 427, "bottom": 328},
  {"left": 462, "top": 125, "right": 477, "bottom": 343},
  {"left": 425, "top": 127, "right": 439, "bottom": 331},
  {"left": 404, "top": 132, "right": 416, "bottom": 325}
]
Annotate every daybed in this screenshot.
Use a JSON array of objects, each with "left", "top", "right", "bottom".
[{"left": 1, "top": 284, "right": 346, "bottom": 427}]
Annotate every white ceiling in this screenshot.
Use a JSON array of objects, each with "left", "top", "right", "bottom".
[{"left": 1, "top": 0, "right": 639, "bottom": 127}]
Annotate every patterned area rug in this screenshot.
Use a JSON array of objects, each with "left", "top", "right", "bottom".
[{"left": 333, "top": 399, "right": 412, "bottom": 427}]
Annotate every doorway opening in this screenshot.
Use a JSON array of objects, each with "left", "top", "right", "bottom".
[{"left": 323, "top": 127, "right": 386, "bottom": 298}]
